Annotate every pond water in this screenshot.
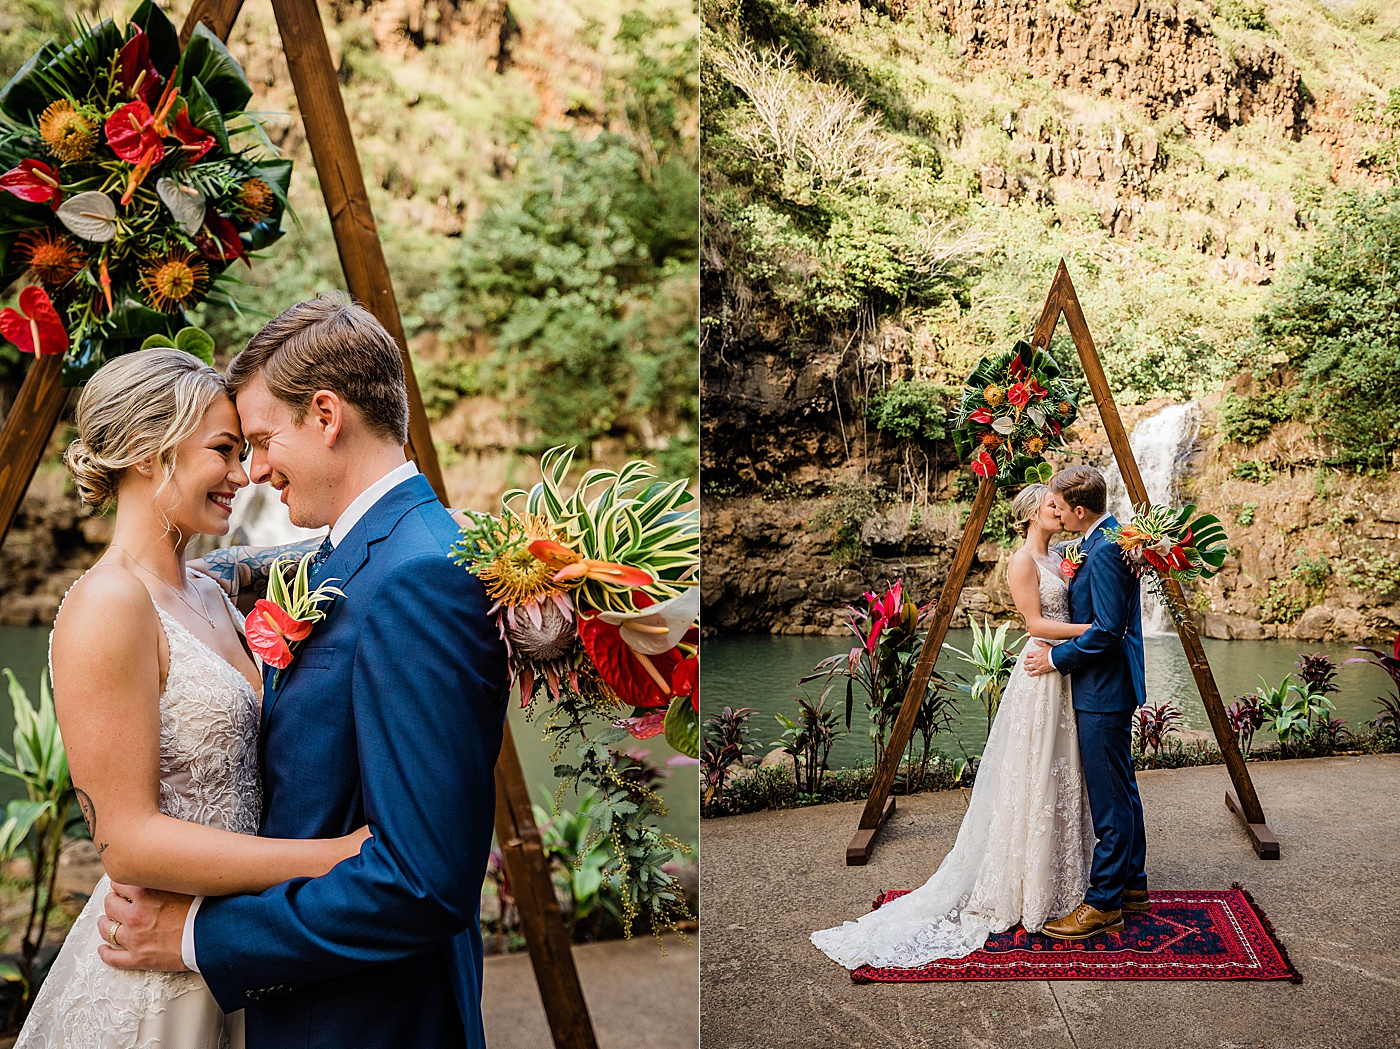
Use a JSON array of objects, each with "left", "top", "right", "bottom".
[
  {"left": 0, "top": 624, "right": 696, "bottom": 842},
  {"left": 703, "top": 629, "right": 1396, "bottom": 770}
]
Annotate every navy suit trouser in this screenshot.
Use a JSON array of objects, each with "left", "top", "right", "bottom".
[{"left": 1076, "top": 709, "right": 1148, "bottom": 910}]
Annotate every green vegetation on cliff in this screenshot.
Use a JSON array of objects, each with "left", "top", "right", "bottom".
[
  {"left": 702, "top": 0, "right": 1400, "bottom": 492},
  {"left": 0, "top": 0, "right": 698, "bottom": 473}
]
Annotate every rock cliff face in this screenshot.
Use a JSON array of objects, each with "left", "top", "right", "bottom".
[
  {"left": 703, "top": 393, "right": 1400, "bottom": 642},
  {"left": 938, "top": 0, "right": 1309, "bottom": 139}
]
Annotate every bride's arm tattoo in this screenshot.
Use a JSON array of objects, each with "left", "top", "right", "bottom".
[
  {"left": 75, "top": 788, "right": 108, "bottom": 855},
  {"left": 191, "top": 538, "right": 324, "bottom": 600}
]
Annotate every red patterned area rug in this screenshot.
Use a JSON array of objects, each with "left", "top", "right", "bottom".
[{"left": 850, "top": 885, "right": 1301, "bottom": 984}]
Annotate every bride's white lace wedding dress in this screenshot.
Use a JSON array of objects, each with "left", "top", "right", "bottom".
[
  {"left": 18, "top": 586, "right": 260, "bottom": 1049},
  {"left": 811, "top": 559, "right": 1095, "bottom": 969}
]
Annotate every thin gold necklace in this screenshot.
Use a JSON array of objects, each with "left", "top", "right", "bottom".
[{"left": 109, "top": 542, "right": 217, "bottom": 631}]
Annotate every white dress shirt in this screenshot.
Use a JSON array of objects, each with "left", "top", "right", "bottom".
[
  {"left": 181, "top": 460, "right": 421, "bottom": 972},
  {"left": 1048, "top": 510, "right": 1111, "bottom": 672}
]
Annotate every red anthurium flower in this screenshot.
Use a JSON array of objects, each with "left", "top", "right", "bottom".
[
  {"left": 1060, "top": 557, "right": 1078, "bottom": 579},
  {"left": 1007, "top": 382, "right": 1031, "bottom": 408},
  {"left": 528, "top": 538, "right": 655, "bottom": 588},
  {"left": 0, "top": 160, "right": 62, "bottom": 208},
  {"left": 105, "top": 100, "right": 166, "bottom": 164},
  {"left": 170, "top": 106, "right": 215, "bottom": 162},
  {"left": 1142, "top": 549, "right": 1170, "bottom": 573},
  {"left": 244, "top": 598, "right": 315, "bottom": 669},
  {"left": 0, "top": 286, "right": 68, "bottom": 356},
  {"left": 118, "top": 29, "right": 164, "bottom": 106},
  {"left": 971, "top": 449, "right": 998, "bottom": 478},
  {"left": 1027, "top": 378, "right": 1048, "bottom": 399},
  {"left": 1009, "top": 355, "right": 1028, "bottom": 380},
  {"left": 577, "top": 613, "right": 683, "bottom": 709},
  {"left": 970, "top": 407, "right": 993, "bottom": 424},
  {"left": 196, "top": 210, "right": 250, "bottom": 266},
  {"left": 615, "top": 712, "right": 666, "bottom": 740},
  {"left": 671, "top": 655, "right": 699, "bottom": 712},
  {"left": 1049, "top": 419, "right": 1062, "bottom": 435}
]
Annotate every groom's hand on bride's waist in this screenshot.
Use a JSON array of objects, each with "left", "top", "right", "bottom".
[
  {"left": 96, "top": 882, "right": 193, "bottom": 972},
  {"left": 1024, "top": 641, "right": 1056, "bottom": 677}
]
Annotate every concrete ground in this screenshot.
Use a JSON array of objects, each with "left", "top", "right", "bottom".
[
  {"left": 484, "top": 934, "right": 698, "bottom": 1048},
  {"left": 701, "top": 754, "right": 1400, "bottom": 1049}
]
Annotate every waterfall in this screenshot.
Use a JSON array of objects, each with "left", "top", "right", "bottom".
[
  {"left": 226, "top": 484, "right": 324, "bottom": 547},
  {"left": 1102, "top": 401, "right": 1200, "bottom": 636}
]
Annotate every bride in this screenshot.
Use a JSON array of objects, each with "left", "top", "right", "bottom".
[
  {"left": 811, "top": 483, "right": 1097, "bottom": 969},
  {"left": 19, "top": 349, "right": 369, "bottom": 1049}
]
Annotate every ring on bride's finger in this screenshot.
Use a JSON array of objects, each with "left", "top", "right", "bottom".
[{"left": 106, "top": 919, "right": 123, "bottom": 949}]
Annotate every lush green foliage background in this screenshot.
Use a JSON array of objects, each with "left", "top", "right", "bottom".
[{"left": 0, "top": 0, "right": 698, "bottom": 474}]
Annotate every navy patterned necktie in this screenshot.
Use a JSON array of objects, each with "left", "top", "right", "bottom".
[{"left": 310, "top": 536, "right": 334, "bottom": 572}]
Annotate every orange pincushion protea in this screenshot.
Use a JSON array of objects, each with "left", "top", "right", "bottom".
[
  {"left": 980, "top": 432, "right": 1003, "bottom": 448},
  {"left": 138, "top": 250, "right": 208, "bottom": 312},
  {"left": 984, "top": 384, "right": 1005, "bottom": 406},
  {"left": 1023, "top": 434, "right": 1047, "bottom": 455},
  {"left": 14, "top": 230, "right": 85, "bottom": 286},
  {"left": 232, "top": 178, "right": 274, "bottom": 223},
  {"left": 477, "top": 513, "right": 571, "bottom": 606},
  {"left": 38, "top": 100, "right": 96, "bottom": 163}
]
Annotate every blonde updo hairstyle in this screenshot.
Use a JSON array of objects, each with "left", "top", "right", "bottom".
[
  {"left": 65, "top": 348, "right": 231, "bottom": 514},
  {"left": 1010, "top": 483, "right": 1051, "bottom": 539}
]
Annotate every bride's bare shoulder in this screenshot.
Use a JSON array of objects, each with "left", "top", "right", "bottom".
[{"left": 53, "top": 565, "right": 158, "bottom": 649}]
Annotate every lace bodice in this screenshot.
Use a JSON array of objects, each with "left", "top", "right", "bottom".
[
  {"left": 20, "top": 580, "right": 262, "bottom": 1049},
  {"left": 1037, "top": 560, "right": 1070, "bottom": 626}
]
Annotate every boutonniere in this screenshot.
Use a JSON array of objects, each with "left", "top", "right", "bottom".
[
  {"left": 1060, "top": 541, "right": 1085, "bottom": 580},
  {"left": 245, "top": 551, "right": 344, "bottom": 688}
]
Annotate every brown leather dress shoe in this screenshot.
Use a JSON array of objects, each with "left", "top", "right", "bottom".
[
  {"left": 1123, "top": 889, "right": 1150, "bottom": 912},
  {"left": 1041, "top": 903, "right": 1125, "bottom": 941}
]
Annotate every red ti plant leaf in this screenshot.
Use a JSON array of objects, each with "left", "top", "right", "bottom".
[
  {"left": 577, "top": 613, "right": 684, "bottom": 709},
  {"left": 0, "top": 286, "right": 68, "bottom": 356},
  {"left": 244, "top": 598, "right": 314, "bottom": 670},
  {"left": 0, "top": 160, "right": 62, "bottom": 208}
]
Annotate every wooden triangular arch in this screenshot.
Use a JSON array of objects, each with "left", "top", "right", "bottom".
[
  {"left": 0, "top": 2, "right": 599, "bottom": 1046},
  {"left": 846, "top": 260, "right": 1278, "bottom": 867}
]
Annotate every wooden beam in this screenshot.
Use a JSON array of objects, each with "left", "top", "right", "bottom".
[
  {"left": 179, "top": 0, "right": 248, "bottom": 45},
  {"left": 493, "top": 720, "right": 600, "bottom": 1049},
  {"left": 847, "top": 476, "right": 998, "bottom": 865},
  {"left": 268, "top": 0, "right": 446, "bottom": 502},
  {"left": 1047, "top": 259, "right": 1274, "bottom": 846},
  {"left": 0, "top": 355, "right": 66, "bottom": 548}
]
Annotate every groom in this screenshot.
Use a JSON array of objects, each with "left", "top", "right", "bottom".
[
  {"left": 95, "top": 293, "right": 510, "bottom": 1048},
  {"left": 1025, "top": 464, "right": 1148, "bottom": 941}
]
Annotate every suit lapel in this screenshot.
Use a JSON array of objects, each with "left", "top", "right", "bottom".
[{"left": 260, "top": 474, "right": 442, "bottom": 729}]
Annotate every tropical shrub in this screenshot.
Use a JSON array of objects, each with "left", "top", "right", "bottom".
[
  {"left": 1218, "top": 390, "right": 1288, "bottom": 445},
  {"left": 1254, "top": 188, "right": 1400, "bottom": 468},
  {"left": 0, "top": 670, "right": 79, "bottom": 1015},
  {"left": 804, "top": 580, "right": 932, "bottom": 768},
  {"left": 943, "top": 616, "right": 1024, "bottom": 742},
  {"left": 1226, "top": 692, "right": 1266, "bottom": 757},
  {"left": 772, "top": 688, "right": 843, "bottom": 799},
  {"left": 1133, "top": 701, "right": 1185, "bottom": 758},
  {"left": 700, "top": 705, "right": 758, "bottom": 816},
  {"left": 1346, "top": 634, "right": 1400, "bottom": 741},
  {"left": 810, "top": 480, "right": 887, "bottom": 564},
  {"left": 866, "top": 380, "right": 952, "bottom": 444}
]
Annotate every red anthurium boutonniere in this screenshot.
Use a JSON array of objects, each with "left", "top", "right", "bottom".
[
  {"left": 245, "top": 550, "right": 343, "bottom": 687},
  {"left": 1061, "top": 541, "right": 1084, "bottom": 580},
  {"left": 0, "top": 286, "right": 68, "bottom": 356}
]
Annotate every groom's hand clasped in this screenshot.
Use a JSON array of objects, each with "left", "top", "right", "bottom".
[
  {"left": 1024, "top": 641, "right": 1057, "bottom": 677},
  {"left": 96, "top": 882, "right": 193, "bottom": 972}
]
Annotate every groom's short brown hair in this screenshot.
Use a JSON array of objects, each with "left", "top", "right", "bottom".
[
  {"left": 227, "top": 291, "right": 409, "bottom": 445},
  {"left": 1052, "top": 464, "right": 1108, "bottom": 514}
]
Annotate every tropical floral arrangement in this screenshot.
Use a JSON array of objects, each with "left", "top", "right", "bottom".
[
  {"left": 452, "top": 447, "right": 698, "bottom": 937},
  {"left": 0, "top": 1, "right": 290, "bottom": 383},
  {"left": 951, "top": 339, "right": 1080, "bottom": 485},
  {"left": 1105, "top": 503, "right": 1228, "bottom": 629}
]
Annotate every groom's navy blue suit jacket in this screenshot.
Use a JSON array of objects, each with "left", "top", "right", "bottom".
[
  {"left": 195, "top": 473, "right": 509, "bottom": 1049},
  {"left": 1050, "top": 514, "right": 1147, "bottom": 713}
]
